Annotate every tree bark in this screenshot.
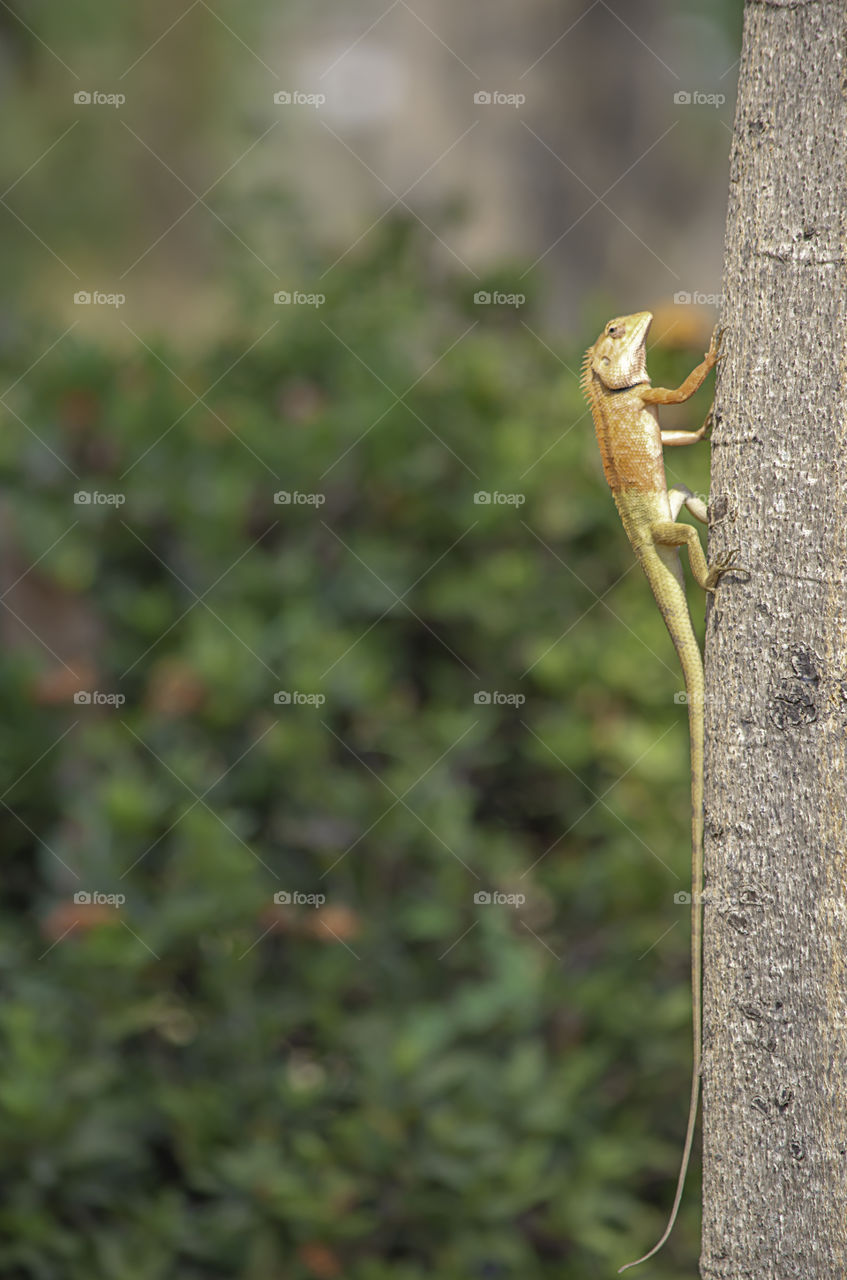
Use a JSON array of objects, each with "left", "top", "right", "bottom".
[{"left": 702, "top": 2, "right": 847, "bottom": 1276}]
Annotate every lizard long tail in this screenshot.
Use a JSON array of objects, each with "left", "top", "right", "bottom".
[{"left": 618, "top": 567, "right": 704, "bottom": 1273}]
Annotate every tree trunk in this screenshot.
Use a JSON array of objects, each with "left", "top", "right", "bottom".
[{"left": 702, "top": 2, "right": 847, "bottom": 1276}]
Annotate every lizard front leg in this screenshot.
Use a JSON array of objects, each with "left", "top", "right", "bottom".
[
  {"left": 661, "top": 405, "right": 714, "bottom": 447},
  {"left": 643, "top": 327, "right": 724, "bottom": 407}
]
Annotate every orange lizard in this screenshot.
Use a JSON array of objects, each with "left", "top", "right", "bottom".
[{"left": 581, "top": 312, "right": 742, "bottom": 1271}]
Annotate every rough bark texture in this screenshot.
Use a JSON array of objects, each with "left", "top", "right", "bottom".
[{"left": 702, "top": 2, "right": 847, "bottom": 1276}]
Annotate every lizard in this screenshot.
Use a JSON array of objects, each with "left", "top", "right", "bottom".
[{"left": 580, "top": 311, "right": 742, "bottom": 1272}]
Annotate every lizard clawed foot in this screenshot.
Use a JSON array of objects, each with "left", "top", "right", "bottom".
[
  {"left": 705, "top": 547, "right": 748, "bottom": 591},
  {"left": 706, "top": 324, "right": 726, "bottom": 366},
  {"left": 694, "top": 406, "right": 714, "bottom": 442}
]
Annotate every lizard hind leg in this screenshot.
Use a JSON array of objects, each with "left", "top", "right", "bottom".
[
  {"left": 667, "top": 485, "right": 708, "bottom": 524},
  {"left": 652, "top": 520, "right": 746, "bottom": 593},
  {"left": 651, "top": 519, "right": 711, "bottom": 590}
]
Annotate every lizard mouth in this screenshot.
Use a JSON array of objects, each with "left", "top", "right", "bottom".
[
  {"left": 624, "top": 312, "right": 652, "bottom": 385},
  {"left": 633, "top": 312, "right": 652, "bottom": 344}
]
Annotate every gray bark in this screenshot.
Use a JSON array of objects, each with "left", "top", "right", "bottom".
[{"left": 702, "top": 2, "right": 847, "bottom": 1276}]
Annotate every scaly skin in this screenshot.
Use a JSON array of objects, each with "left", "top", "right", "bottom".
[{"left": 581, "top": 312, "right": 740, "bottom": 1272}]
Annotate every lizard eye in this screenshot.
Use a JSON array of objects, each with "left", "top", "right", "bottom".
[{"left": 607, "top": 324, "right": 623, "bottom": 338}]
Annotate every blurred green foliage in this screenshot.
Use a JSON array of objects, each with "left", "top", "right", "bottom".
[{"left": 0, "top": 220, "right": 716, "bottom": 1278}]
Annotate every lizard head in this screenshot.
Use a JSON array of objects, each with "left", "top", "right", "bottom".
[{"left": 584, "top": 311, "right": 652, "bottom": 390}]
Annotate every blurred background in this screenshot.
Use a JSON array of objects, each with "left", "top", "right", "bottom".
[{"left": 0, "top": 1, "right": 742, "bottom": 1277}]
